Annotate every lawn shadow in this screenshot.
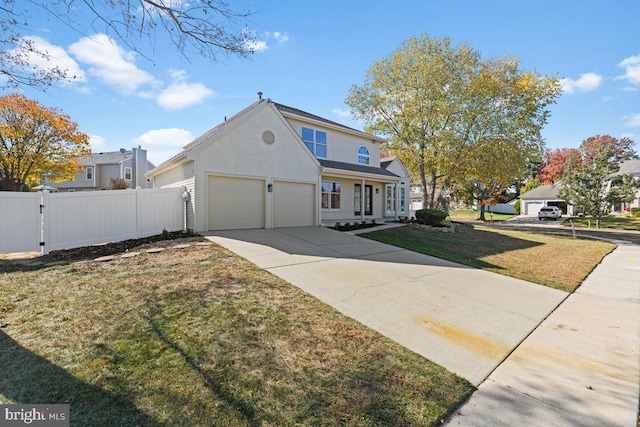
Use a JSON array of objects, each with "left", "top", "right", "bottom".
[
  {"left": 0, "top": 330, "right": 164, "bottom": 426},
  {"left": 361, "top": 225, "right": 546, "bottom": 270}
]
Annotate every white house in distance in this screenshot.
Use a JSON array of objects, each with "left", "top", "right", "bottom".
[
  {"left": 519, "top": 159, "right": 640, "bottom": 215},
  {"left": 55, "top": 147, "right": 154, "bottom": 191},
  {"left": 147, "top": 94, "right": 411, "bottom": 232}
]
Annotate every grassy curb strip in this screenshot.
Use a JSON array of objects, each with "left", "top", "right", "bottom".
[{"left": 363, "top": 225, "right": 615, "bottom": 292}]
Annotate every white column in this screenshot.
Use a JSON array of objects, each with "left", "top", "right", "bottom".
[{"left": 361, "top": 179, "right": 366, "bottom": 221}]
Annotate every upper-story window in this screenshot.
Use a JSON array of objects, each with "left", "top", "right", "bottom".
[
  {"left": 302, "top": 127, "right": 327, "bottom": 158},
  {"left": 358, "top": 146, "right": 370, "bottom": 165},
  {"left": 86, "top": 166, "right": 93, "bottom": 180}
]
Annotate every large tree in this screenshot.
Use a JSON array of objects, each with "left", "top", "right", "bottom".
[
  {"left": 0, "top": 93, "right": 90, "bottom": 190},
  {"left": 579, "top": 135, "right": 638, "bottom": 164},
  {"left": 537, "top": 147, "right": 582, "bottom": 184},
  {"left": 559, "top": 145, "right": 639, "bottom": 229},
  {"left": 346, "top": 34, "right": 561, "bottom": 209},
  {"left": 1, "top": 0, "right": 256, "bottom": 90}
]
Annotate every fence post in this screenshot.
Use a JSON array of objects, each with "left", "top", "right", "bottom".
[{"left": 40, "top": 191, "right": 47, "bottom": 255}]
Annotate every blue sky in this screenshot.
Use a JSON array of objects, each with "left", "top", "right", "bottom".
[{"left": 11, "top": 0, "right": 640, "bottom": 166}]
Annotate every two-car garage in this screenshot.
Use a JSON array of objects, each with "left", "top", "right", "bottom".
[{"left": 207, "top": 176, "right": 316, "bottom": 231}]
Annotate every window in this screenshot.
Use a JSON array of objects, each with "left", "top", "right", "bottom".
[
  {"left": 400, "top": 187, "right": 406, "bottom": 213},
  {"left": 386, "top": 184, "right": 396, "bottom": 214},
  {"left": 86, "top": 166, "right": 93, "bottom": 180},
  {"left": 124, "top": 167, "right": 132, "bottom": 180},
  {"left": 357, "top": 146, "right": 370, "bottom": 165},
  {"left": 302, "top": 127, "right": 327, "bottom": 158},
  {"left": 321, "top": 181, "right": 341, "bottom": 210}
]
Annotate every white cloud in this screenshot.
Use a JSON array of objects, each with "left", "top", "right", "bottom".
[
  {"left": 266, "top": 31, "right": 290, "bottom": 44},
  {"left": 69, "top": 33, "right": 158, "bottom": 95},
  {"left": 624, "top": 112, "right": 640, "bottom": 128},
  {"left": 559, "top": 73, "right": 603, "bottom": 94},
  {"left": 17, "top": 36, "right": 86, "bottom": 87},
  {"left": 89, "top": 134, "right": 107, "bottom": 151},
  {"left": 132, "top": 128, "right": 194, "bottom": 165},
  {"left": 332, "top": 108, "right": 352, "bottom": 118},
  {"left": 245, "top": 39, "right": 268, "bottom": 52},
  {"left": 617, "top": 54, "right": 640, "bottom": 87},
  {"left": 156, "top": 69, "right": 215, "bottom": 109}
]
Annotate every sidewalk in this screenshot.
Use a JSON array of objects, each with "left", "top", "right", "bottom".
[{"left": 445, "top": 239, "right": 640, "bottom": 426}]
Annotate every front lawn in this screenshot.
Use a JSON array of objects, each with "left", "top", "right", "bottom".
[
  {"left": 563, "top": 215, "right": 640, "bottom": 231},
  {"left": 0, "top": 241, "right": 472, "bottom": 426},
  {"left": 447, "top": 208, "right": 516, "bottom": 222},
  {"left": 363, "top": 225, "right": 615, "bottom": 292}
]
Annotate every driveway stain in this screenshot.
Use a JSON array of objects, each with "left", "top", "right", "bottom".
[{"left": 415, "top": 316, "right": 509, "bottom": 362}]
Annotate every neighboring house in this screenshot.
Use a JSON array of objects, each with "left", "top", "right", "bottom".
[
  {"left": 147, "top": 95, "right": 411, "bottom": 232},
  {"left": 614, "top": 159, "right": 640, "bottom": 211},
  {"left": 55, "top": 147, "right": 154, "bottom": 191},
  {"left": 519, "top": 182, "right": 574, "bottom": 215},
  {"left": 520, "top": 159, "right": 640, "bottom": 215}
]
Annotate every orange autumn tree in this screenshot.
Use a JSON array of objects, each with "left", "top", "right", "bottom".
[{"left": 0, "top": 94, "right": 90, "bottom": 190}]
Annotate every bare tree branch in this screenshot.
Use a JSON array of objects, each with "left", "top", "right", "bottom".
[{"left": 0, "top": 0, "right": 256, "bottom": 90}]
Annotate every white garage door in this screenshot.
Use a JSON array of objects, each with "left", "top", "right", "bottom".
[
  {"left": 208, "top": 176, "right": 265, "bottom": 230},
  {"left": 526, "top": 202, "right": 544, "bottom": 215},
  {"left": 273, "top": 181, "right": 315, "bottom": 228}
]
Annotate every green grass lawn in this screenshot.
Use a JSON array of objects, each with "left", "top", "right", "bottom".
[
  {"left": 363, "top": 225, "right": 615, "bottom": 292},
  {"left": 447, "top": 208, "right": 516, "bottom": 222},
  {"left": 563, "top": 215, "right": 640, "bottom": 231},
  {"left": 0, "top": 241, "right": 472, "bottom": 426}
]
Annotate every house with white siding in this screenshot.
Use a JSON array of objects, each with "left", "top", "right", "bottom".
[
  {"left": 55, "top": 147, "right": 154, "bottom": 191},
  {"left": 147, "top": 95, "right": 410, "bottom": 232}
]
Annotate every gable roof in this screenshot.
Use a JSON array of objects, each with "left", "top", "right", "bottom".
[
  {"left": 273, "top": 102, "right": 359, "bottom": 133},
  {"left": 183, "top": 99, "right": 266, "bottom": 153},
  {"left": 618, "top": 159, "right": 640, "bottom": 175},
  {"left": 520, "top": 182, "right": 563, "bottom": 200},
  {"left": 80, "top": 151, "right": 128, "bottom": 166},
  {"left": 319, "top": 159, "right": 399, "bottom": 178},
  {"left": 273, "top": 101, "right": 385, "bottom": 143}
]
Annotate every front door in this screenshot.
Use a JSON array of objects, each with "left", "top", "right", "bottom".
[{"left": 355, "top": 184, "right": 373, "bottom": 216}]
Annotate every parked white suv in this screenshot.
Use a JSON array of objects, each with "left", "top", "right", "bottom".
[{"left": 538, "top": 206, "right": 562, "bottom": 220}]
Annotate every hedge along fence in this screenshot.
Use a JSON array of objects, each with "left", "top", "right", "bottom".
[{"left": 0, "top": 188, "right": 185, "bottom": 254}]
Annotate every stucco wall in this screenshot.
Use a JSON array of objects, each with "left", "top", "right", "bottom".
[
  {"left": 284, "top": 117, "right": 381, "bottom": 167},
  {"left": 190, "top": 104, "right": 320, "bottom": 231}
]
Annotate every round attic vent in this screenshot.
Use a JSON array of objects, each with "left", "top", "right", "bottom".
[{"left": 262, "top": 130, "right": 275, "bottom": 144}]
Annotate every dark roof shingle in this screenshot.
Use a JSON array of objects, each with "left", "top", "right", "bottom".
[{"left": 319, "top": 159, "right": 399, "bottom": 178}]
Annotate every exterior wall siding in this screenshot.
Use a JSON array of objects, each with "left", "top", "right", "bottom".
[
  {"left": 153, "top": 161, "right": 195, "bottom": 231},
  {"left": 191, "top": 105, "right": 319, "bottom": 231},
  {"left": 285, "top": 117, "right": 381, "bottom": 167}
]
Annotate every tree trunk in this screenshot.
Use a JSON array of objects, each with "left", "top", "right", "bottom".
[
  {"left": 478, "top": 203, "right": 486, "bottom": 221},
  {"left": 428, "top": 171, "right": 438, "bottom": 209}
]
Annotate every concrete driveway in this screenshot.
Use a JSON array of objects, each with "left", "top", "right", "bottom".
[{"left": 205, "top": 226, "right": 567, "bottom": 386}]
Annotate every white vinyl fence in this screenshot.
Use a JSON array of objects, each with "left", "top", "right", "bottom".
[{"left": 0, "top": 188, "right": 184, "bottom": 254}]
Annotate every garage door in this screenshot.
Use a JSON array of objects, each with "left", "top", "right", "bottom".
[
  {"left": 208, "top": 176, "right": 265, "bottom": 230},
  {"left": 526, "top": 202, "right": 544, "bottom": 215},
  {"left": 273, "top": 181, "right": 315, "bottom": 227}
]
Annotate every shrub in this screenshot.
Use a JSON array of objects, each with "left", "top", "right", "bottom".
[
  {"left": 513, "top": 199, "right": 521, "bottom": 215},
  {"left": 631, "top": 207, "right": 640, "bottom": 218},
  {"left": 415, "top": 208, "right": 448, "bottom": 226}
]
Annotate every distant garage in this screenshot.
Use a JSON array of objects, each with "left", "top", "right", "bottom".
[
  {"left": 208, "top": 176, "right": 265, "bottom": 230},
  {"left": 273, "top": 181, "right": 316, "bottom": 227}
]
